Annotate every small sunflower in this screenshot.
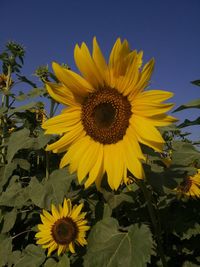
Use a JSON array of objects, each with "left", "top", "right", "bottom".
[
  {"left": 0, "top": 73, "right": 13, "bottom": 90},
  {"left": 175, "top": 169, "right": 200, "bottom": 198},
  {"left": 35, "top": 199, "right": 90, "bottom": 256},
  {"left": 42, "top": 38, "right": 177, "bottom": 190}
]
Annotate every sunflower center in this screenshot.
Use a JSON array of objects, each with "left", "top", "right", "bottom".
[
  {"left": 52, "top": 218, "right": 78, "bottom": 245},
  {"left": 94, "top": 103, "right": 116, "bottom": 128},
  {"left": 82, "top": 88, "right": 132, "bottom": 144}
]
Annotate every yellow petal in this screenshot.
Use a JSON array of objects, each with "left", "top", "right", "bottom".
[
  {"left": 135, "top": 90, "right": 174, "bottom": 103},
  {"left": 74, "top": 43, "right": 104, "bottom": 88},
  {"left": 36, "top": 236, "right": 53, "bottom": 244},
  {"left": 121, "top": 137, "right": 144, "bottom": 179},
  {"left": 38, "top": 224, "right": 51, "bottom": 232},
  {"left": 71, "top": 203, "right": 83, "bottom": 219},
  {"left": 46, "top": 82, "right": 77, "bottom": 107},
  {"left": 85, "top": 144, "right": 104, "bottom": 188},
  {"left": 77, "top": 225, "right": 90, "bottom": 231},
  {"left": 132, "top": 102, "right": 174, "bottom": 117},
  {"left": 43, "top": 209, "right": 56, "bottom": 223},
  {"left": 92, "top": 37, "right": 109, "bottom": 84},
  {"left": 115, "top": 50, "right": 138, "bottom": 93},
  {"left": 77, "top": 140, "right": 101, "bottom": 183},
  {"left": 47, "top": 242, "right": 58, "bottom": 256},
  {"left": 52, "top": 62, "right": 93, "bottom": 96},
  {"left": 131, "top": 115, "right": 165, "bottom": 143},
  {"left": 40, "top": 214, "right": 52, "bottom": 226},
  {"left": 46, "top": 122, "right": 85, "bottom": 153},
  {"left": 35, "top": 231, "right": 51, "bottom": 238},
  {"left": 77, "top": 237, "right": 87, "bottom": 246},
  {"left": 125, "top": 126, "right": 145, "bottom": 160},
  {"left": 42, "top": 107, "right": 81, "bottom": 128},
  {"left": 143, "top": 115, "right": 178, "bottom": 126},
  {"left": 109, "top": 38, "right": 122, "bottom": 70},
  {"left": 69, "top": 242, "right": 75, "bottom": 253},
  {"left": 129, "top": 58, "right": 155, "bottom": 98},
  {"left": 61, "top": 135, "right": 91, "bottom": 173},
  {"left": 51, "top": 204, "right": 60, "bottom": 220},
  {"left": 57, "top": 245, "right": 64, "bottom": 256},
  {"left": 112, "top": 40, "right": 130, "bottom": 77},
  {"left": 63, "top": 198, "right": 72, "bottom": 217},
  {"left": 130, "top": 115, "right": 165, "bottom": 152},
  {"left": 104, "top": 143, "right": 124, "bottom": 190}
]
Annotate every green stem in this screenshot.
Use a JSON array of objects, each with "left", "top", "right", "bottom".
[
  {"left": 138, "top": 180, "right": 167, "bottom": 267},
  {"left": 12, "top": 229, "right": 33, "bottom": 239},
  {"left": 50, "top": 98, "right": 55, "bottom": 117},
  {"left": 1, "top": 67, "right": 11, "bottom": 163},
  {"left": 45, "top": 98, "right": 55, "bottom": 180}
]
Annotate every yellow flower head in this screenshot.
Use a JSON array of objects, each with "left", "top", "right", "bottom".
[
  {"left": 0, "top": 73, "right": 13, "bottom": 90},
  {"left": 175, "top": 169, "right": 200, "bottom": 198},
  {"left": 42, "top": 38, "right": 177, "bottom": 190},
  {"left": 35, "top": 199, "right": 90, "bottom": 256}
]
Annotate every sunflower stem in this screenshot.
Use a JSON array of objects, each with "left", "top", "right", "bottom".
[
  {"left": 45, "top": 99, "right": 55, "bottom": 180},
  {"left": 138, "top": 180, "right": 167, "bottom": 267},
  {"left": 1, "top": 66, "right": 11, "bottom": 164},
  {"left": 12, "top": 229, "right": 33, "bottom": 239}
]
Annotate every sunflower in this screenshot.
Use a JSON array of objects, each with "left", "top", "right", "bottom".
[
  {"left": 175, "top": 169, "right": 200, "bottom": 198},
  {"left": 42, "top": 37, "right": 176, "bottom": 190},
  {"left": 35, "top": 199, "right": 90, "bottom": 256},
  {"left": 0, "top": 73, "right": 13, "bottom": 90}
]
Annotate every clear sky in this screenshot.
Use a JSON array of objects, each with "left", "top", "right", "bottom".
[{"left": 1, "top": 0, "right": 200, "bottom": 140}]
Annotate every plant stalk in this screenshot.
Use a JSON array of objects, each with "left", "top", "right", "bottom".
[
  {"left": 45, "top": 98, "right": 55, "bottom": 180},
  {"left": 1, "top": 66, "right": 11, "bottom": 163},
  {"left": 138, "top": 180, "right": 167, "bottom": 267}
]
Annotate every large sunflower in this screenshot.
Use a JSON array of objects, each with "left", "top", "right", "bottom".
[
  {"left": 42, "top": 38, "right": 176, "bottom": 190},
  {"left": 35, "top": 199, "right": 90, "bottom": 256},
  {"left": 175, "top": 169, "right": 200, "bottom": 198}
]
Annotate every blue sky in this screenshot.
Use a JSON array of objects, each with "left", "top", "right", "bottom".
[{"left": 1, "top": 0, "right": 200, "bottom": 140}]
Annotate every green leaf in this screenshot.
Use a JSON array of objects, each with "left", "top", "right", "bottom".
[
  {"left": 102, "top": 191, "right": 134, "bottom": 210},
  {"left": 28, "top": 87, "right": 46, "bottom": 98},
  {"left": 31, "top": 131, "right": 52, "bottom": 150},
  {"left": 14, "top": 244, "right": 46, "bottom": 267},
  {"left": 1, "top": 208, "right": 17, "bottom": 233},
  {"left": 44, "top": 255, "right": 70, "bottom": 267},
  {"left": 57, "top": 255, "right": 70, "bottom": 267},
  {"left": 16, "top": 75, "right": 37, "bottom": 88},
  {"left": 15, "top": 88, "right": 46, "bottom": 101},
  {"left": 178, "top": 117, "right": 200, "bottom": 128},
  {"left": 172, "top": 141, "right": 200, "bottom": 166},
  {"left": 13, "top": 158, "right": 31, "bottom": 170},
  {"left": 103, "top": 203, "right": 112, "bottom": 218},
  {"left": 15, "top": 92, "right": 27, "bottom": 101},
  {"left": 191, "top": 79, "right": 200, "bottom": 87},
  {"left": 8, "top": 102, "right": 38, "bottom": 115},
  {"left": 173, "top": 98, "right": 200, "bottom": 112},
  {"left": 0, "top": 235, "right": 12, "bottom": 266},
  {"left": 84, "top": 217, "right": 154, "bottom": 267},
  {"left": 181, "top": 223, "right": 200, "bottom": 240},
  {"left": 182, "top": 262, "right": 200, "bottom": 267},
  {"left": 7, "top": 250, "right": 22, "bottom": 266},
  {"left": 0, "top": 182, "right": 29, "bottom": 207},
  {"left": 0, "top": 106, "right": 7, "bottom": 115},
  {"left": 0, "top": 162, "right": 17, "bottom": 192},
  {"left": 6, "top": 128, "right": 33, "bottom": 163},
  {"left": 44, "top": 258, "right": 57, "bottom": 267},
  {"left": 29, "top": 169, "right": 75, "bottom": 209},
  {"left": 0, "top": 159, "right": 30, "bottom": 193}
]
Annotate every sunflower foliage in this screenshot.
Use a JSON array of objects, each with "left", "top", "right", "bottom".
[{"left": 0, "top": 41, "right": 200, "bottom": 267}]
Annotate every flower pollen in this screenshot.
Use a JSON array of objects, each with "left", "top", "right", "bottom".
[
  {"left": 52, "top": 217, "right": 78, "bottom": 245},
  {"left": 82, "top": 88, "right": 132, "bottom": 144}
]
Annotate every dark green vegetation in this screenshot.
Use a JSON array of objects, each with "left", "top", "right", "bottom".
[{"left": 0, "top": 42, "right": 200, "bottom": 267}]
